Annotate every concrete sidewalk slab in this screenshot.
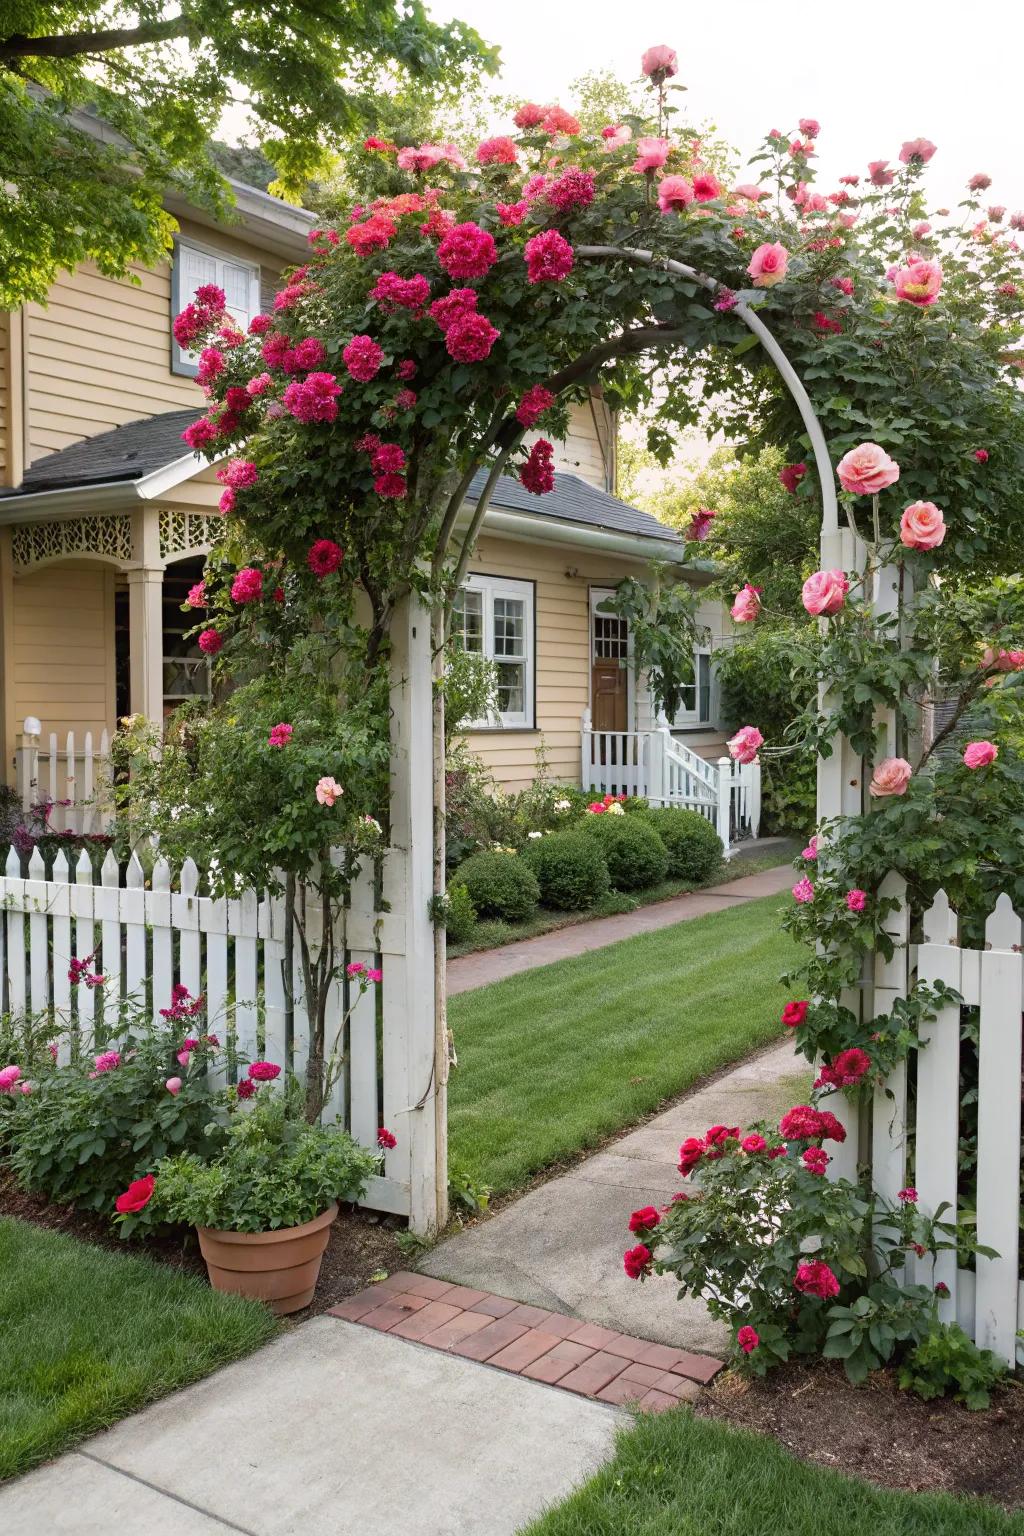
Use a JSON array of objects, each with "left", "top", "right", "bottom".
[
  {"left": 447, "top": 863, "right": 792, "bottom": 995},
  {"left": 421, "top": 1041, "right": 812, "bottom": 1355},
  {"left": 0, "top": 1318, "right": 623, "bottom": 1536}
]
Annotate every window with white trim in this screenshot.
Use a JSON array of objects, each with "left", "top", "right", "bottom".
[
  {"left": 171, "top": 240, "right": 261, "bottom": 377},
  {"left": 452, "top": 574, "right": 535, "bottom": 728},
  {"left": 673, "top": 648, "right": 713, "bottom": 726}
]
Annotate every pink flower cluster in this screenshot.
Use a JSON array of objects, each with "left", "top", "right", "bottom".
[
  {"left": 476, "top": 136, "right": 518, "bottom": 166},
  {"left": 794, "top": 1260, "right": 841, "bottom": 1299},
  {"left": 524, "top": 230, "right": 574, "bottom": 284},
  {"left": 437, "top": 222, "right": 498, "bottom": 279},
  {"left": 308, "top": 538, "right": 343, "bottom": 578},
  {"left": 779, "top": 1104, "right": 847, "bottom": 1143},
  {"left": 371, "top": 272, "right": 431, "bottom": 313},
  {"left": 515, "top": 385, "right": 555, "bottom": 428},
  {"left": 520, "top": 438, "right": 555, "bottom": 495},
  {"left": 268, "top": 722, "right": 293, "bottom": 748},
  {"left": 231, "top": 568, "right": 263, "bottom": 604},
  {"left": 816, "top": 1046, "right": 871, "bottom": 1089},
  {"left": 343, "top": 335, "right": 384, "bottom": 382},
  {"left": 546, "top": 168, "right": 595, "bottom": 213},
  {"left": 282, "top": 371, "right": 342, "bottom": 423},
  {"left": 172, "top": 284, "right": 226, "bottom": 348}
]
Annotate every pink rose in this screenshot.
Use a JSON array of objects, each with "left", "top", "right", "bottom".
[
  {"left": 166, "top": 1076, "right": 183, "bottom": 1096},
  {"left": 733, "top": 183, "right": 765, "bottom": 201},
  {"left": 845, "top": 888, "right": 867, "bottom": 912},
  {"left": 737, "top": 1325, "right": 760, "bottom": 1354},
  {"left": 900, "top": 138, "right": 937, "bottom": 165},
  {"left": 0, "top": 1064, "right": 21, "bottom": 1092},
  {"left": 913, "top": 221, "right": 932, "bottom": 239},
  {"left": 641, "top": 44, "right": 678, "bottom": 80},
  {"left": 801, "top": 569, "right": 849, "bottom": 617},
  {"left": 963, "top": 740, "right": 998, "bottom": 769},
  {"left": 728, "top": 726, "right": 763, "bottom": 765},
  {"left": 632, "top": 136, "right": 671, "bottom": 173},
  {"left": 658, "top": 175, "right": 694, "bottom": 213},
  {"left": 602, "top": 124, "right": 632, "bottom": 150},
  {"left": 899, "top": 501, "right": 945, "bottom": 550},
  {"left": 747, "top": 242, "right": 789, "bottom": 287},
  {"left": 892, "top": 259, "right": 943, "bottom": 307},
  {"left": 869, "top": 757, "right": 913, "bottom": 798},
  {"left": 792, "top": 877, "right": 815, "bottom": 904},
  {"left": 836, "top": 442, "right": 900, "bottom": 496},
  {"left": 730, "top": 584, "right": 762, "bottom": 623},
  {"left": 315, "top": 776, "right": 343, "bottom": 807}
]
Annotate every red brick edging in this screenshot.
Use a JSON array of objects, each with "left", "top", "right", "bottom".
[{"left": 329, "top": 1271, "right": 723, "bottom": 1411}]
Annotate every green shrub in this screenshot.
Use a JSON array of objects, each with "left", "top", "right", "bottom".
[
  {"left": 521, "top": 831, "right": 610, "bottom": 911},
  {"left": 443, "top": 881, "right": 478, "bottom": 944},
  {"left": 452, "top": 849, "right": 540, "bottom": 921},
  {"left": 645, "top": 807, "right": 723, "bottom": 884},
  {"left": 897, "top": 1323, "right": 1005, "bottom": 1410},
  {"left": 148, "top": 1086, "right": 379, "bottom": 1234},
  {"left": 581, "top": 813, "right": 668, "bottom": 890}
]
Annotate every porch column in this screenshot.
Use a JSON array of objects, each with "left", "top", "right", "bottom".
[{"left": 127, "top": 567, "right": 164, "bottom": 724}]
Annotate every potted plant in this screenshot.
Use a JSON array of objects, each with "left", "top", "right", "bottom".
[{"left": 117, "top": 1084, "right": 382, "bottom": 1313}]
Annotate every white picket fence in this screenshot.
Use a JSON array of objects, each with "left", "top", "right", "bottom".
[
  {"left": 14, "top": 725, "right": 113, "bottom": 835},
  {"left": 829, "top": 872, "right": 1024, "bottom": 1367},
  {"left": 0, "top": 844, "right": 420, "bottom": 1222},
  {"left": 581, "top": 712, "right": 760, "bottom": 853}
]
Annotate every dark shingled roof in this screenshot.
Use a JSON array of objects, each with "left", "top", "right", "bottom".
[
  {"left": 1, "top": 412, "right": 682, "bottom": 550},
  {"left": 0, "top": 410, "right": 202, "bottom": 496},
  {"left": 468, "top": 468, "right": 682, "bottom": 545}
]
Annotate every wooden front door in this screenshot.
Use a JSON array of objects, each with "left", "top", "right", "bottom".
[{"left": 591, "top": 605, "right": 628, "bottom": 732}]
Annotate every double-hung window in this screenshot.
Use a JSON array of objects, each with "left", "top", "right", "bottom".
[
  {"left": 171, "top": 239, "right": 261, "bottom": 377},
  {"left": 672, "top": 648, "right": 713, "bottom": 726},
  {"left": 451, "top": 574, "right": 535, "bottom": 728}
]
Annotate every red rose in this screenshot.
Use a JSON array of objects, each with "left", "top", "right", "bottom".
[
  {"left": 623, "top": 1243, "right": 652, "bottom": 1280},
  {"left": 794, "top": 1259, "right": 840, "bottom": 1299},
  {"left": 115, "top": 1174, "right": 155, "bottom": 1214},
  {"left": 677, "top": 1136, "right": 704, "bottom": 1175},
  {"left": 782, "top": 1000, "right": 809, "bottom": 1028},
  {"left": 628, "top": 1205, "right": 661, "bottom": 1233},
  {"left": 248, "top": 1061, "right": 281, "bottom": 1082},
  {"left": 236, "top": 1079, "right": 256, "bottom": 1099},
  {"left": 377, "top": 1126, "right": 397, "bottom": 1149}
]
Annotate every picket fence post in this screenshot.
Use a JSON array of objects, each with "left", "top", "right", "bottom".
[
  {"left": 915, "top": 889, "right": 963, "bottom": 1318},
  {"left": 870, "top": 871, "right": 909, "bottom": 1257}
]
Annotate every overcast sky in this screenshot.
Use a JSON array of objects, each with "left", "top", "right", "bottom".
[{"left": 428, "top": 0, "right": 1024, "bottom": 213}]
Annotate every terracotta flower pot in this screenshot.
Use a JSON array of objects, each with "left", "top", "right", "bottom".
[{"left": 197, "top": 1204, "right": 338, "bottom": 1315}]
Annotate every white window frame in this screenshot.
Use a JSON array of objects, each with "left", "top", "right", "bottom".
[
  {"left": 672, "top": 647, "right": 713, "bottom": 727},
  {"left": 454, "top": 573, "right": 535, "bottom": 730},
  {"left": 171, "top": 238, "right": 261, "bottom": 378}
]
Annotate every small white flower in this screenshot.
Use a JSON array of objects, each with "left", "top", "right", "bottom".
[
  {"left": 606, "top": 801, "right": 626, "bottom": 816},
  {"left": 553, "top": 798, "right": 572, "bottom": 812},
  {"left": 527, "top": 831, "right": 543, "bottom": 839},
  {"left": 362, "top": 815, "right": 383, "bottom": 835}
]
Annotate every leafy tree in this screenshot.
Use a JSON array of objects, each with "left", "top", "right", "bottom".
[{"left": 0, "top": 1, "right": 496, "bottom": 305}]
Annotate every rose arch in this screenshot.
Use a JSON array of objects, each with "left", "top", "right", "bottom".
[{"left": 118, "top": 56, "right": 1024, "bottom": 1249}]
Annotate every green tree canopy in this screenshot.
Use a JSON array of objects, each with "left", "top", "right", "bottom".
[{"left": 0, "top": 1, "right": 497, "bottom": 305}]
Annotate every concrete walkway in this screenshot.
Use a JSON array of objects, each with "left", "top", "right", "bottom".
[
  {"left": 0, "top": 1319, "right": 622, "bottom": 1535},
  {"left": 421, "top": 1040, "right": 812, "bottom": 1356},
  {"left": 448, "top": 860, "right": 794, "bottom": 995}
]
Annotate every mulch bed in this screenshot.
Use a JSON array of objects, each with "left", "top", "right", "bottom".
[
  {"left": 0, "top": 1164, "right": 408, "bottom": 1318},
  {"left": 696, "top": 1358, "right": 1024, "bottom": 1512}
]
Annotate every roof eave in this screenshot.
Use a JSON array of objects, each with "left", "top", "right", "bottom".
[
  {"left": 477, "top": 505, "right": 690, "bottom": 568},
  {"left": 0, "top": 451, "right": 224, "bottom": 522}
]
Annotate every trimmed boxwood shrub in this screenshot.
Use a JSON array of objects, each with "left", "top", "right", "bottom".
[
  {"left": 581, "top": 813, "right": 668, "bottom": 891},
  {"left": 451, "top": 850, "right": 540, "bottom": 922},
  {"left": 645, "top": 807, "right": 724, "bottom": 884},
  {"left": 522, "top": 831, "right": 610, "bottom": 911},
  {"left": 443, "top": 881, "right": 477, "bottom": 943}
]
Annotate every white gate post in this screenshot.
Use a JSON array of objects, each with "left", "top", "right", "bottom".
[
  {"left": 715, "top": 758, "right": 732, "bottom": 857},
  {"left": 388, "top": 591, "right": 446, "bottom": 1236},
  {"left": 15, "top": 721, "right": 41, "bottom": 815},
  {"left": 580, "top": 707, "right": 592, "bottom": 792}
]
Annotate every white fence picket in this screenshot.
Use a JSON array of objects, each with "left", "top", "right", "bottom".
[
  {"left": 50, "top": 850, "right": 73, "bottom": 1061},
  {"left": 124, "top": 855, "right": 148, "bottom": 1007},
  {"left": 149, "top": 858, "right": 173, "bottom": 1018},
  {"left": 915, "top": 890, "right": 963, "bottom": 1318},
  {"left": 26, "top": 848, "right": 49, "bottom": 1020},
  {"left": 232, "top": 887, "right": 260, "bottom": 1067},
  {"left": 71, "top": 849, "right": 95, "bottom": 1039},
  {"left": 4, "top": 846, "right": 26, "bottom": 1020},
  {"left": 174, "top": 858, "right": 202, "bottom": 999},
  {"left": 98, "top": 849, "right": 122, "bottom": 1035},
  {"left": 975, "top": 897, "right": 1023, "bottom": 1364},
  {"left": 871, "top": 871, "right": 909, "bottom": 1247}
]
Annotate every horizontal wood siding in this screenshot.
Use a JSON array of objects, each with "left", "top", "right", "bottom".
[
  {"left": 532, "top": 398, "right": 614, "bottom": 491},
  {"left": 0, "top": 310, "right": 7, "bottom": 481},
  {"left": 24, "top": 219, "right": 282, "bottom": 465},
  {"left": 11, "top": 564, "right": 116, "bottom": 744}
]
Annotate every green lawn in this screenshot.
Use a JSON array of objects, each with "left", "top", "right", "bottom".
[
  {"left": 449, "top": 891, "right": 797, "bottom": 1194},
  {"left": 0, "top": 1218, "right": 277, "bottom": 1482},
  {"left": 520, "top": 1408, "right": 1023, "bottom": 1536}
]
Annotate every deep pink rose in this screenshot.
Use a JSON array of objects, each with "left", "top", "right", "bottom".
[
  {"left": 836, "top": 442, "right": 900, "bottom": 495},
  {"left": 628, "top": 1205, "right": 661, "bottom": 1233},
  {"left": 623, "top": 1243, "right": 653, "bottom": 1279},
  {"left": 782, "top": 1001, "right": 809, "bottom": 1027},
  {"left": 963, "top": 740, "right": 998, "bottom": 769},
  {"left": 801, "top": 569, "right": 849, "bottom": 617},
  {"left": 900, "top": 501, "right": 945, "bottom": 550},
  {"left": 845, "top": 888, "right": 867, "bottom": 912},
  {"left": 792, "top": 877, "right": 815, "bottom": 904},
  {"left": 747, "top": 242, "right": 789, "bottom": 287},
  {"left": 737, "top": 1325, "right": 760, "bottom": 1354},
  {"left": 794, "top": 1260, "right": 841, "bottom": 1299},
  {"left": 741, "top": 1134, "right": 767, "bottom": 1154},
  {"left": 869, "top": 757, "right": 913, "bottom": 797},
  {"left": 727, "top": 726, "right": 763, "bottom": 764},
  {"left": 730, "top": 584, "right": 762, "bottom": 623},
  {"left": 802, "top": 1147, "right": 829, "bottom": 1176}
]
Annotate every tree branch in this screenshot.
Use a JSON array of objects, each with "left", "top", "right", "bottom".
[{"left": 0, "top": 19, "right": 190, "bottom": 62}]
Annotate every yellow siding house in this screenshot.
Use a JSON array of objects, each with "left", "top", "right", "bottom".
[{"left": 0, "top": 182, "right": 733, "bottom": 805}]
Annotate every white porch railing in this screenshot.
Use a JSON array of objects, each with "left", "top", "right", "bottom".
[
  {"left": 581, "top": 711, "right": 760, "bottom": 855},
  {"left": 15, "top": 724, "right": 113, "bottom": 836}
]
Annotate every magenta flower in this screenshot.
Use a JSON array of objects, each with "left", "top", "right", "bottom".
[{"left": 792, "top": 877, "right": 815, "bottom": 904}]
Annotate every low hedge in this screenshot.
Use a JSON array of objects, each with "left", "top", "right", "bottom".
[
  {"left": 443, "top": 881, "right": 478, "bottom": 943},
  {"left": 644, "top": 807, "right": 724, "bottom": 884},
  {"left": 451, "top": 849, "right": 540, "bottom": 922},
  {"left": 581, "top": 812, "right": 668, "bottom": 891},
  {"left": 521, "top": 831, "right": 610, "bottom": 911}
]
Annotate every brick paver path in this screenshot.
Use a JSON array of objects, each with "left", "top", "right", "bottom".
[
  {"left": 447, "top": 862, "right": 793, "bottom": 995},
  {"left": 330, "top": 1272, "right": 723, "bottom": 1411}
]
